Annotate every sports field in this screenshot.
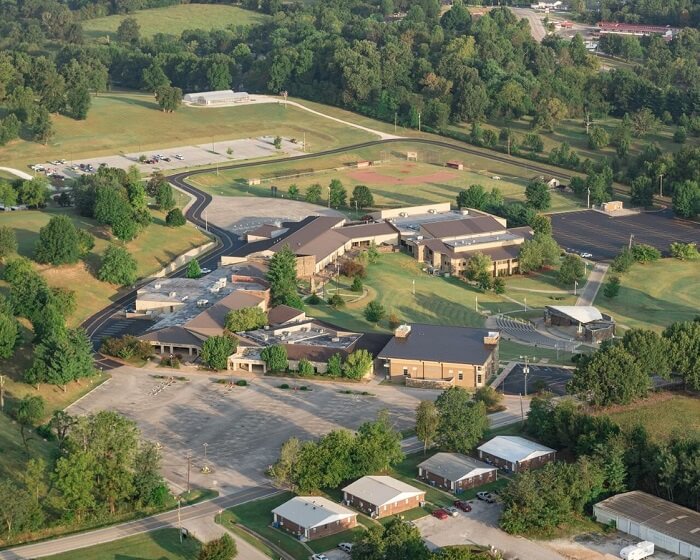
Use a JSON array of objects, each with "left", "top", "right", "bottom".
[
  {"left": 0, "top": 92, "right": 376, "bottom": 170},
  {"left": 43, "top": 529, "right": 200, "bottom": 560},
  {"left": 83, "top": 4, "right": 267, "bottom": 41},
  {"left": 189, "top": 142, "right": 582, "bottom": 213},
  {"left": 594, "top": 258, "right": 700, "bottom": 331}
]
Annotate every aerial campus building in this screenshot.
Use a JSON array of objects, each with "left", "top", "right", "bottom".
[{"left": 183, "top": 90, "right": 250, "bottom": 105}]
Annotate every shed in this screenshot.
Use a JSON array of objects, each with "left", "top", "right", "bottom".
[
  {"left": 446, "top": 161, "right": 464, "bottom": 170},
  {"left": 593, "top": 491, "right": 700, "bottom": 559},
  {"left": 356, "top": 160, "right": 371, "bottom": 168},
  {"left": 418, "top": 452, "right": 497, "bottom": 493},
  {"left": 342, "top": 476, "right": 425, "bottom": 518},
  {"left": 272, "top": 496, "right": 357, "bottom": 541},
  {"left": 477, "top": 436, "right": 555, "bottom": 473}
]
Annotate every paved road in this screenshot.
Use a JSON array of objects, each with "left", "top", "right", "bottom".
[
  {"left": 576, "top": 262, "right": 608, "bottom": 306},
  {"left": 0, "top": 166, "right": 32, "bottom": 180},
  {"left": 511, "top": 7, "right": 548, "bottom": 42},
  {"left": 0, "top": 486, "right": 279, "bottom": 560}
]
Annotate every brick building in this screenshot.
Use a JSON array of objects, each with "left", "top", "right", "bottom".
[
  {"left": 418, "top": 453, "right": 497, "bottom": 493},
  {"left": 477, "top": 436, "right": 556, "bottom": 473},
  {"left": 272, "top": 496, "right": 357, "bottom": 541},
  {"left": 342, "top": 476, "right": 425, "bottom": 519}
]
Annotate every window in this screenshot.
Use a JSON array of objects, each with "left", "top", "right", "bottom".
[
  {"left": 458, "top": 373, "right": 463, "bottom": 380},
  {"left": 402, "top": 367, "right": 408, "bottom": 376},
  {"left": 477, "top": 374, "right": 483, "bottom": 384}
]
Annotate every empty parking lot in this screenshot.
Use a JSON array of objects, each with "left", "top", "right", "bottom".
[
  {"left": 551, "top": 209, "right": 700, "bottom": 261},
  {"left": 501, "top": 364, "right": 573, "bottom": 397}
]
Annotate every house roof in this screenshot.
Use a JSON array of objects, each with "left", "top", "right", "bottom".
[
  {"left": 418, "top": 453, "right": 496, "bottom": 482},
  {"left": 594, "top": 491, "right": 700, "bottom": 548},
  {"left": 477, "top": 436, "right": 555, "bottom": 464},
  {"left": 338, "top": 222, "right": 398, "bottom": 240},
  {"left": 184, "top": 292, "right": 265, "bottom": 334},
  {"left": 420, "top": 216, "right": 505, "bottom": 239},
  {"left": 269, "top": 216, "right": 346, "bottom": 261},
  {"left": 343, "top": 476, "right": 424, "bottom": 508},
  {"left": 377, "top": 324, "right": 496, "bottom": 365},
  {"left": 268, "top": 305, "right": 305, "bottom": 326},
  {"left": 546, "top": 306, "right": 603, "bottom": 324},
  {"left": 272, "top": 496, "right": 356, "bottom": 530},
  {"left": 140, "top": 326, "right": 204, "bottom": 347}
]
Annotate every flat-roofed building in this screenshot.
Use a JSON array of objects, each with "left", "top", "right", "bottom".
[
  {"left": 183, "top": 90, "right": 250, "bottom": 105},
  {"left": 477, "top": 436, "right": 556, "bottom": 473},
  {"left": 342, "top": 476, "right": 425, "bottom": 519},
  {"left": 378, "top": 324, "right": 499, "bottom": 389},
  {"left": 418, "top": 453, "right": 497, "bottom": 493},
  {"left": 272, "top": 496, "right": 357, "bottom": 541},
  {"left": 593, "top": 491, "right": 700, "bottom": 559}
]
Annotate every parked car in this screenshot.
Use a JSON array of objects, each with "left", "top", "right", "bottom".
[
  {"left": 580, "top": 251, "right": 593, "bottom": 258},
  {"left": 311, "top": 555, "right": 329, "bottom": 560},
  {"left": 200, "top": 268, "right": 212, "bottom": 274},
  {"left": 162, "top": 157, "right": 171, "bottom": 162},
  {"left": 432, "top": 508, "right": 449, "bottom": 520},
  {"left": 338, "top": 542, "right": 353, "bottom": 553},
  {"left": 444, "top": 506, "right": 459, "bottom": 517},
  {"left": 174, "top": 154, "right": 184, "bottom": 160},
  {"left": 476, "top": 492, "right": 496, "bottom": 503},
  {"left": 453, "top": 500, "right": 472, "bottom": 512},
  {"left": 491, "top": 175, "right": 501, "bottom": 180}
]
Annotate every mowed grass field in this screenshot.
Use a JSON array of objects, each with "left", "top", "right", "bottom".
[
  {"left": 189, "top": 141, "right": 583, "bottom": 213},
  {"left": 83, "top": 4, "right": 267, "bottom": 41},
  {"left": 602, "top": 394, "right": 700, "bottom": 442},
  {"left": 594, "top": 259, "right": 700, "bottom": 331},
  {"left": 0, "top": 205, "right": 211, "bottom": 326},
  {"left": 43, "top": 529, "right": 200, "bottom": 560},
  {"left": 0, "top": 92, "right": 376, "bottom": 170}
]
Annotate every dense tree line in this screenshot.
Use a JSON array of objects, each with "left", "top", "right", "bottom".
[
  {"left": 591, "top": 0, "right": 700, "bottom": 27},
  {"left": 270, "top": 410, "right": 403, "bottom": 493},
  {"left": 526, "top": 396, "right": 700, "bottom": 512}
]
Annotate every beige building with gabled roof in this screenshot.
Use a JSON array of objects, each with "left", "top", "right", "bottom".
[{"left": 342, "top": 476, "right": 425, "bottom": 519}]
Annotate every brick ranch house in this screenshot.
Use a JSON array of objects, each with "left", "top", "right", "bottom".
[
  {"left": 342, "top": 476, "right": 425, "bottom": 519},
  {"left": 418, "top": 452, "right": 498, "bottom": 493},
  {"left": 477, "top": 436, "right": 556, "bottom": 473},
  {"left": 271, "top": 496, "right": 357, "bottom": 541}
]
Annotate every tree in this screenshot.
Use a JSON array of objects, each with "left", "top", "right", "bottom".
[
  {"left": 620, "top": 329, "right": 670, "bottom": 378},
  {"left": 669, "top": 242, "right": 699, "bottom": 261},
  {"left": 267, "top": 245, "right": 300, "bottom": 308},
  {"left": 116, "top": 17, "right": 140, "bottom": 45},
  {"left": 474, "top": 385, "right": 503, "bottom": 412},
  {"left": 415, "top": 401, "right": 438, "bottom": 454},
  {"left": 464, "top": 252, "right": 490, "bottom": 281},
  {"left": 568, "top": 345, "right": 649, "bottom": 406},
  {"left": 663, "top": 321, "right": 700, "bottom": 391},
  {"left": 611, "top": 248, "right": 635, "bottom": 273},
  {"left": 435, "top": 387, "right": 488, "bottom": 453},
  {"left": 518, "top": 233, "right": 560, "bottom": 273},
  {"left": 0, "top": 181, "right": 17, "bottom": 207},
  {"left": 270, "top": 437, "right": 301, "bottom": 489},
  {"left": 0, "top": 480, "right": 43, "bottom": 539},
  {"left": 0, "top": 312, "right": 19, "bottom": 359},
  {"left": 31, "top": 107, "right": 54, "bottom": 145},
  {"left": 557, "top": 254, "right": 585, "bottom": 286},
  {"left": 297, "top": 358, "right": 314, "bottom": 376},
  {"left": 53, "top": 451, "right": 96, "bottom": 521},
  {"left": 50, "top": 410, "right": 76, "bottom": 451},
  {"left": 155, "top": 85, "right": 182, "bottom": 113},
  {"left": 351, "top": 276, "right": 363, "bottom": 293},
  {"left": 529, "top": 214, "right": 552, "bottom": 236},
  {"left": 630, "top": 176, "right": 654, "bottom": 208},
  {"left": 98, "top": 245, "right": 137, "bottom": 286},
  {"left": 525, "top": 180, "right": 551, "bottom": 210},
  {"left": 588, "top": 126, "right": 610, "bottom": 150},
  {"left": 155, "top": 181, "right": 175, "bottom": 211},
  {"left": 523, "top": 133, "right": 544, "bottom": 153},
  {"left": 456, "top": 184, "right": 486, "bottom": 209},
  {"left": 329, "top": 179, "right": 346, "bottom": 208},
  {"left": 354, "top": 410, "right": 404, "bottom": 475},
  {"left": 631, "top": 108, "right": 658, "bottom": 138},
  {"left": 287, "top": 184, "right": 299, "bottom": 199},
  {"left": 343, "top": 349, "right": 373, "bottom": 379},
  {"left": 198, "top": 534, "right": 237, "bottom": 560},
  {"left": 15, "top": 395, "right": 45, "bottom": 451},
  {"left": 367, "top": 242, "right": 380, "bottom": 264},
  {"left": 326, "top": 353, "right": 343, "bottom": 377},
  {"left": 350, "top": 185, "right": 374, "bottom": 210},
  {"left": 273, "top": 136, "right": 282, "bottom": 150},
  {"left": 26, "top": 329, "right": 95, "bottom": 390},
  {"left": 18, "top": 178, "right": 49, "bottom": 208},
  {"left": 186, "top": 258, "right": 202, "bottom": 279},
  {"left": 165, "top": 208, "right": 186, "bottom": 227},
  {"left": 0, "top": 226, "right": 17, "bottom": 260},
  {"left": 21, "top": 457, "right": 48, "bottom": 504},
  {"left": 225, "top": 307, "right": 267, "bottom": 332},
  {"left": 260, "top": 344, "right": 287, "bottom": 372},
  {"left": 133, "top": 442, "right": 168, "bottom": 507},
  {"left": 672, "top": 180, "right": 700, "bottom": 219},
  {"left": 35, "top": 215, "right": 82, "bottom": 265},
  {"left": 305, "top": 183, "right": 322, "bottom": 203},
  {"left": 3, "top": 258, "right": 53, "bottom": 318},
  {"left": 201, "top": 336, "right": 237, "bottom": 370},
  {"left": 353, "top": 518, "right": 430, "bottom": 560},
  {"left": 603, "top": 276, "right": 621, "bottom": 298},
  {"left": 364, "top": 300, "right": 386, "bottom": 324}
]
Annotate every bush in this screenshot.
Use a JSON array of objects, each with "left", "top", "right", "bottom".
[
  {"left": 165, "top": 208, "right": 186, "bottom": 227},
  {"left": 340, "top": 259, "right": 366, "bottom": 278},
  {"left": 100, "top": 335, "right": 154, "bottom": 361},
  {"left": 611, "top": 248, "right": 635, "bottom": 273},
  {"left": 364, "top": 300, "right": 386, "bottom": 323},
  {"left": 603, "top": 276, "right": 621, "bottom": 298},
  {"left": 328, "top": 294, "right": 345, "bottom": 308},
  {"left": 388, "top": 312, "right": 401, "bottom": 330},
  {"left": 307, "top": 292, "right": 321, "bottom": 304},
  {"left": 673, "top": 126, "right": 687, "bottom": 144},
  {"left": 351, "top": 276, "right": 363, "bottom": 292},
  {"left": 669, "top": 242, "right": 699, "bottom": 261},
  {"left": 235, "top": 379, "right": 248, "bottom": 387},
  {"left": 299, "top": 385, "right": 309, "bottom": 391},
  {"left": 474, "top": 386, "right": 503, "bottom": 412},
  {"left": 279, "top": 383, "right": 290, "bottom": 389},
  {"left": 631, "top": 243, "right": 661, "bottom": 263},
  {"left": 297, "top": 358, "right": 315, "bottom": 376}
]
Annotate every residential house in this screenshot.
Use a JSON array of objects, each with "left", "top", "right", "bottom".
[
  {"left": 272, "top": 496, "right": 357, "bottom": 541},
  {"left": 418, "top": 453, "right": 497, "bottom": 493},
  {"left": 342, "top": 476, "right": 425, "bottom": 519},
  {"left": 477, "top": 436, "right": 556, "bottom": 473}
]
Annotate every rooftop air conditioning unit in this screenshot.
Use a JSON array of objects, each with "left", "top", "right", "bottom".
[
  {"left": 169, "top": 291, "right": 176, "bottom": 298},
  {"left": 211, "top": 286, "right": 220, "bottom": 293},
  {"left": 428, "top": 209, "right": 436, "bottom": 214},
  {"left": 197, "top": 299, "right": 209, "bottom": 307},
  {"left": 154, "top": 283, "right": 161, "bottom": 290},
  {"left": 181, "top": 295, "right": 189, "bottom": 301},
  {"left": 399, "top": 212, "right": 407, "bottom": 217},
  {"left": 331, "top": 337, "right": 340, "bottom": 343}
]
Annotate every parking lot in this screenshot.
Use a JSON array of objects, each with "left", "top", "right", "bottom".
[
  {"left": 551, "top": 209, "right": 700, "bottom": 261},
  {"left": 67, "top": 367, "right": 439, "bottom": 495},
  {"left": 501, "top": 364, "right": 573, "bottom": 397}
]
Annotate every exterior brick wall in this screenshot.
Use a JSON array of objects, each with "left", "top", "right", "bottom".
[
  {"left": 479, "top": 451, "right": 555, "bottom": 473},
  {"left": 344, "top": 493, "right": 425, "bottom": 519},
  {"left": 419, "top": 469, "right": 497, "bottom": 493},
  {"left": 274, "top": 514, "right": 357, "bottom": 540}
]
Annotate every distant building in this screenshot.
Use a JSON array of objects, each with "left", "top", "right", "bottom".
[
  {"left": 597, "top": 22, "right": 678, "bottom": 41},
  {"left": 418, "top": 453, "right": 497, "bottom": 493},
  {"left": 477, "top": 436, "right": 556, "bottom": 473},
  {"left": 544, "top": 305, "right": 615, "bottom": 343},
  {"left": 593, "top": 491, "right": 700, "bottom": 559},
  {"left": 183, "top": 90, "right": 250, "bottom": 105},
  {"left": 342, "top": 476, "right": 425, "bottom": 519},
  {"left": 272, "top": 496, "right": 357, "bottom": 541},
  {"left": 377, "top": 324, "right": 500, "bottom": 389}
]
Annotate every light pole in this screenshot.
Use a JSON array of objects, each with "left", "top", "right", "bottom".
[
  {"left": 659, "top": 173, "right": 664, "bottom": 197},
  {"left": 178, "top": 498, "right": 182, "bottom": 543},
  {"left": 524, "top": 297, "right": 527, "bottom": 311},
  {"left": 574, "top": 280, "right": 578, "bottom": 296},
  {"left": 204, "top": 210, "right": 208, "bottom": 232},
  {"left": 418, "top": 112, "right": 421, "bottom": 132},
  {"left": 628, "top": 233, "right": 635, "bottom": 250},
  {"left": 412, "top": 279, "right": 415, "bottom": 295},
  {"left": 587, "top": 187, "right": 590, "bottom": 209},
  {"left": 519, "top": 355, "right": 530, "bottom": 396},
  {"left": 327, "top": 186, "right": 331, "bottom": 208}
]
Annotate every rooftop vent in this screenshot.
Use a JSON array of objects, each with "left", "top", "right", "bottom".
[
  {"left": 154, "top": 283, "right": 161, "bottom": 289},
  {"left": 169, "top": 291, "right": 176, "bottom": 298},
  {"left": 428, "top": 209, "right": 436, "bottom": 214},
  {"left": 399, "top": 212, "right": 407, "bottom": 217},
  {"left": 331, "top": 337, "right": 340, "bottom": 343},
  {"left": 395, "top": 324, "right": 412, "bottom": 338},
  {"left": 181, "top": 295, "right": 189, "bottom": 301},
  {"left": 196, "top": 299, "right": 209, "bottom": 307}
]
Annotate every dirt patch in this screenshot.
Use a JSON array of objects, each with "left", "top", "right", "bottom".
[{"left": 347, "top": 168, "right": 458, "bottom": 186}]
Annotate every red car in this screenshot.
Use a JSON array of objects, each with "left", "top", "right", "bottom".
[
  {"left": 454, "top": 500, "right": 472, "bottom": 512},
  {"left": 432, "top": 508, "right": 449, "bottom": 520}
]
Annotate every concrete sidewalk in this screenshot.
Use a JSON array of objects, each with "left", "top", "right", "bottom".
[{"left": 576, "top": 263, "right": 609, "bottom": 306}]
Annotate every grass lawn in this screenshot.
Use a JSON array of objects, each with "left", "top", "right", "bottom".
[
  {"left": 601, "top": 393, "right": 700, "bottom": 442},
  {"left": 307, "top": 526, "right": 365, "bottom": 554},
  {"left": 42, "top": 528, "right": 200, "bottom": 560},
  {"left": 222, "top": 492, "right": 311, "bottom": 560},
  {"left": 594, "top": 258, "right": 700, "bottom": 331},
  {"left": 0, "top": 409, "right": 56, "bottom": 485},
  {"left": 83, "top": 4, "right": 267, "bottom": 41},
  {"left": 0, "top": 204, "right": 211, "bottom": 326},
  {"left": 0, "top": 92, "right": 376, "bottom": 171},
  {"left": 189, "top": 140, "right": 583, "bottom": 214}
]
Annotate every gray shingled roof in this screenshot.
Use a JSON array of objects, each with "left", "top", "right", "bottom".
[
  {"left": 377, "top": 324, "right": 495, "bottom": 365},
  {"left": 421, "top": 216, "right": 505, "bottom": 238},
  {"left": 418, "top": 453, "right": 496, "bottom": 482}
]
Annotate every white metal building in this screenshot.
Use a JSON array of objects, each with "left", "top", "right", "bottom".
[
  {"left": 593, "top": 491, "right": 700, "bottom": 559},
  {"left": 183, "top": 90, "right": 250, "bottom": 105}
]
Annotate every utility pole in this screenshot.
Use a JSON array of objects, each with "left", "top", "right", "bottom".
[
  {"left": 186, "top": 452, "right": 192, "bottom": 493},
  {"left": 394, "top": 112, "right": 397, "bottom": 134},
  {"left": 178, "top": 498, "right": 182, "bottom": 543},
  {"left": 507, "top": 136, "right": 511, "bottom": 156},
  {"left": 584, "top": 110, "right": 592, "bottom": 134},
  {"left": 524, "top": 297, "right": 527, "bottom": 311},
  {"left": 574, "top": 280, "right": 578, "bottom": 296},
  {"left": 0, "top": 375, "right": 4, "bottom": 410},
  {"left": 520, "top": 356, "right": 530, "bottom": 396},
  {"left": 587, "top": 187, "right": 591, "bottom": 209},
  {"left": 412, "top": 279, "right": 415, "bottom": 295},
  {"left": 475, "top": 295, "right": 478, "bottom": 312},
  {"left": 418, "top": 112, "right": 421, "bottom": 132},
  {"left": 519, "top": 393, "right": 525, "bottom": 423},
  {"left": 659, "top": 173, "right": 664, "bottom": 197},
  {"left": 628, "top": 233, "right": 635, "bottom": 250}
]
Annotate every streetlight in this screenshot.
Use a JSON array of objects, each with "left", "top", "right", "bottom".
[
  {"left": 519, "top": 355, "right": 530, "bottom": 396},
  {"left": 659, "top": 173, "right": 664, "bottom": 197},
  {"left": 574, "top": 280, "right": 578, "bottom": 296},
  {"left": 587, "top": 187, "right": 591, "bottom": 209}
]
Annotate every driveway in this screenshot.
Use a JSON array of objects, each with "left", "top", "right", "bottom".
[{"left": 415, "top": 500, "right": 565, "bottom": 560}]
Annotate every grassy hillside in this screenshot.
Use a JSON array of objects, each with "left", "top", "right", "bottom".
[
  {"left": 83, "top": 4, "right": 267, "bottom": 41},
  {"left": 0, "top": 92, "right": 377, "bottom": 170}
]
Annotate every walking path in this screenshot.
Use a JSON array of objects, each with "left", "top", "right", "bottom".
[
  {"left": 0, "top": 166, "right": 32, "bottom": 180},
  {"left": 576, "top": 263, "right": 609, "bottom": 306}
]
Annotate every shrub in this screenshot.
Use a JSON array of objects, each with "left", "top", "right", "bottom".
[
  {"left": 328, "top": 294, "right": 345, "bottom": 308},
  {"left": 307, "top": 292, "right": 321, "bottom": 304},
  {"left": 673, "top": 127, "right": 687, "bottom": 144},
  {"left": 669, "top": 242, "right": 699, "bottom": 260},
  {"left": 165, "top": 208, "right": 186, "bottom": 227},
  {"left": 100, "top": 335, "right": 154, "bottom": 361},
  {"left": 340, "top": 259, "right": 366, "bottom": 278},
  {"left": 474, "top": 386, "right": 504, "bottom": 412},
  {"left": 280, "top": 383, "right": 290, "bottom": 389},
  {"left": 297, "top": 358, "right": 314, "bottom": 376},
  {"left": 603, "top": 276, "right": 621, "bottom": 298},
  {"left": 235, "top": 379, "right": 248, "bottom": 387},
  {"left": 631, "top": 243, "right": 661, "bottom": 263},
  {"left": 611, "top": 248, "right": 634, "bottom": 273},
  {"left": 364, "top": 300, "right": 386, "bottom": 323},
  {"left": 388, "top": 312, "right": 401, "bottom": 330},
  {"left": 299, "top": 385, "right": 309, "bottom": 391},
  {"left": 351, "top": 276, "right": 363, "bottom": 292}
]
